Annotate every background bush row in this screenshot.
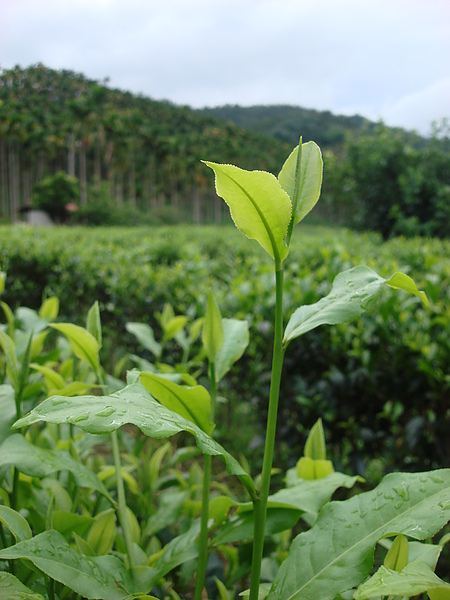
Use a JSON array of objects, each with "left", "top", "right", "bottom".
[{"left": 1, "top": 225, "right": 448, "bottom": 479}]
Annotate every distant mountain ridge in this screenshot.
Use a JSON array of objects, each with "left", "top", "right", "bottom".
[{"left": 197, "top": 104, "right": 375, "bottom": 148}]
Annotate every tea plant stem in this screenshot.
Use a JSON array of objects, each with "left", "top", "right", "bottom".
[
  {"left": 111, "top": 429, "right": 135, "bottom": 570},
  {"left": 194, "top": 362, "right": 217, "bottom": 600},
  {"left": 249, "top": 267, "right": 285, "bottom": 600}
]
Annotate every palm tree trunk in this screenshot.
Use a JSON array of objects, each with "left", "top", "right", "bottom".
[{"left": 79, "top": 148, "right": 87, "bottom": 205}]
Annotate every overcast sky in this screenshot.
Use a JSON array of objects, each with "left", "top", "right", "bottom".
[{"left": 1, "top": 0, "right": 449, "bottom": 135}]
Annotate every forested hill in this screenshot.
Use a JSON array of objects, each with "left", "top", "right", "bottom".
[
  {"left": 198, "top": 104, "right": 374, "bottom": 148},
  {"left": 0, "top": 64, "right": 291, "bottom": 222}
]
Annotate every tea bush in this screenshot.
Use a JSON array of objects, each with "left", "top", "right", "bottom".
[{"left": 0, "top": 225, "right": 449, "bottom": 475}]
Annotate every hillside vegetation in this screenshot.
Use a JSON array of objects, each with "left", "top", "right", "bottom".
[{"left": 0, "top": 64, "right": 449, "bottom": 237}]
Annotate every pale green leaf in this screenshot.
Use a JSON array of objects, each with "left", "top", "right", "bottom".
[
  {"left": 39, "top": 296, "right": 59, "bottom": 320},
  {"left": 296, "top": 457, "right": 334, "bottom": 480},
  {"left": 202, "top": 290, "right": 223, "bottom": 362},
  {"left": 0, "top": 434, "right": 112, "bottom": 501},
  {"left": 126, "top": 322, "right": 162, "bottom": 358},
  {"left": 0, "top": 572, "right": 45, "bottom": 600},
  {"left": 0, "top": 530, "right": 126, "bottom": 599},
  {"left": 86, "top": 300, "right": 102, "bottom": 346},
  {"left": 0, "top": 272, "right": 5, "bottom": 296},
  {"left": 354, "top": 561, "right": 450, "bottom": 599},
  {"left": 278, "top": 141, "right": 323, "bottom": 226},
  {"left": 304, "top": 418, "right": 327, "bottom": 460},
  {"left": 284, "top": 265, "right": 427, "bottom": 344},
  {"left": 386, "top": 272, "right": 429, "bottom": 306},
  {"left": 267, "top": 469, "right": 450, "bottom": 600},
  {"left": 1, "top": 300, "right": 15, "bottom": 334},
  {"left": 13, "top": 384, "right": 256, "bottom": 498},
  {"left": 50, "top": 323, "right": 100, "bottom": 372},
  {"left": 163, "top": 315, "right": 188, "bottom": 342},
  {"left": 215, "top": 318, "right": 249, "bottom": 382},
  {"left": 87, "top": 509, "right": 117, "bottom": 556},
  {"left": 384, "top": 534, "right": 408, "bottom": 571},
  {"left": 203, "top": 161, "right": 291, "bottom": 264},
  {"left": 0, "top": 384, "right": 16, "bottom": 444},
  {"left": 140, "top": 373, "right": 213, "bottom": 434},
  {"left": 31, "top": 363, "right": 65, "bottom": 390},
  {"left": 0, "top": 330, "right": 19, "bottom": 389}
]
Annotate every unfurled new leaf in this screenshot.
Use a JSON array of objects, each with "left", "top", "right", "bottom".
[
  {"left": 39, "top": 296, "right": 59, "bottom": 320},
  {"left": 86, "top": 300, "right": 102, "bottom": 346},
  {"left": 278, "top": 141, "right": 323, "bottom": 234},
  {"left": 215, "top": 318, "right": 249, "bottom": 382},
  {"left": 202, "top": 290, "right": 223, "bottom": 362},
  {"left": 140, "top": 372, "right": 214, "bottom": 434},
  {"left": 203, "top": 161, "right": 291, "bottom": 264},
  {"left": 384, "top": 534, "right": 409, "bottom": 572},
  {"left": 50, "top": 323, "right": 100, "bottom": 373}
]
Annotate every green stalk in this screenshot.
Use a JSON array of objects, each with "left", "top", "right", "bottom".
[
  {"left": 111, "top": 429, "right": 135, "bottom": 569},
  {"left": 249, "top": 267, "right": 285, "bottom": 600},
  {"left": 96, "top": 367, "right": 135, "bottom": 570},
  {"left": 194, "top": 362, "right": 217, "bottom": 600}
]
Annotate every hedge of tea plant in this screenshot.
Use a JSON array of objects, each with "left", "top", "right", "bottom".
[{"left": 0, "top": 225, "right": 448, "bottom": 476}]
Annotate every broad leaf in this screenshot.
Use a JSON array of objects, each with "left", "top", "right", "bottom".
[
  {"left": 0, "top": 530, "right": 127, "bottom": 600},
  {"left": 203, "top": 161, "right": 291, "bottom": 264},
  {"left": 140, "top": 373, "right": 213, "bottom": 434},
  {"left": 278, "top": 141, "right": 323, "bottom": 227},
  {"left": 0, "top": 434, "right": 112, "bottom": 501},
  {"left": 215, "top": 318, "right": 249, "bottom": 383},
  {"left": 126, "top": 322, "right": 162, "bottom": 358},
  {"left": 0, "top": 505, "right": 32, "bottom": 542},
  {"left": 0, "top": 572, "right": 45, "bottom": 599},
  {"left": 13, "top": 384, "right": 256, "bottom": 498},
  {"left": 267, "top": 470, "right": 450, "bottom": 600},
  {"left": 284, "top": 266, "right": 428, "bottom": 344},
  {"left": 354, "top": 561, "right": 450, "bottom": 599},
  {"left": 50, "top": 323, "right": 100, "bottom": 373},
  {"left": 202, "top": 290, "right": 223, "bottom": 362}
]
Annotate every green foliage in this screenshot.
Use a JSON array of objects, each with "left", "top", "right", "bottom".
[
  {"left": 0, "top": 137, "right": 448, "bottom": 600},
  {"left": 32, "top": 171, "right": 79, "bottom": 222},
  {"left": 322, "top": 123, "right": 450, "bottom": 238}
]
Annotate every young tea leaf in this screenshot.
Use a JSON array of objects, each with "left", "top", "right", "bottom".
[
  {"left": 278, "top": 141, "right": 323, "bottom": 232},
  {"left": 202, "top": 290, "right": 223, "bottom": 362},
  {"left": 0, "top": 572, "right": 45, "bottom": 599},
  {"left": 384, "top": 534, "right": 409, "bottom": 571},
  {"left": 354, "top": 561, "right": 450, "bottom": 599},
  {"left": 39, "top": 296, "right": 59, "bottom": 320},
  {"left": 50, "top": 323, "right": 100, "bottom": 373},
  {"left": 0, "top": 530, "right": 126, "bottom": 600},
  {"left": 126, "top": 322, "right": 162, "bottom": 359},
  {"left": 203, "top": 161, "right": 291, "bottom": 264},
  {"left": 86, "top": 300, "right": 102, "bottom": 346},
  {"left": 140, "top": 373, "right": 214, "bottom": 434},
  {"left": 267, "top": 469, "right": 450, "bottom": 600},
  {"left": 215, "top": 318, "right": 249, "bottom": 383}
]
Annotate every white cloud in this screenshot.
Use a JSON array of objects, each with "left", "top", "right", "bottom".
[
  {"left": 381, "top": 77, "right": 450, "bottom": 134},
  {"left": 1, "top": 0, "right": 449, "bottom": 132}
]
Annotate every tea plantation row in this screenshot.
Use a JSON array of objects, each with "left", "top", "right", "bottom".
[{"left": 1, "top": 224, "right": 448, "bottom": 477}]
